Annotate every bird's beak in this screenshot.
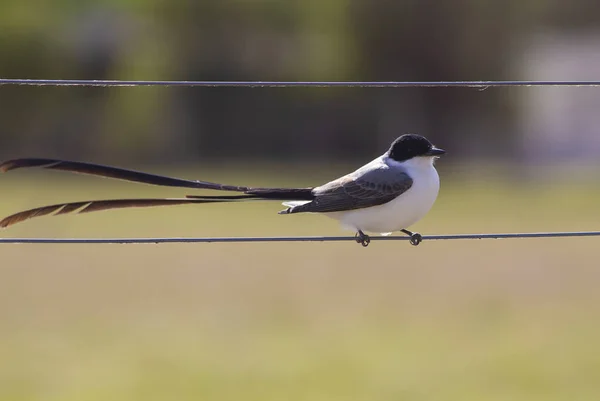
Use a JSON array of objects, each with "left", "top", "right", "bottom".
[{"left": 425, "top": 147, "right": 446, "bottom": 156}]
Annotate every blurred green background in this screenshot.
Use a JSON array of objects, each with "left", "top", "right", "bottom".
[{"left": 2, "top": 1, "right": 600, "bottom": 400}]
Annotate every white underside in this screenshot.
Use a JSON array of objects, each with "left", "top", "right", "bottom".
[{"left": 283, "top": 156, "right": 440, "bottom": 235}]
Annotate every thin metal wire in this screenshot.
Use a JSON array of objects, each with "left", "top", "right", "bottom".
[
  {"left": 1, "top": 231, "right": 599, "bottom": 244},
  {"left": 3, "top": 79, "right": 600, "bottom": 87}
]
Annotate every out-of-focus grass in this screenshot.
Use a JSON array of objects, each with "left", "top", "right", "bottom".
[{"left": 1, "top": 166, "right": 600, "bottom": 401}]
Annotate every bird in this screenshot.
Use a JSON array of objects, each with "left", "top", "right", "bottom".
[{"left": 0, "top": 133, "right": 445, "bottom": 247}]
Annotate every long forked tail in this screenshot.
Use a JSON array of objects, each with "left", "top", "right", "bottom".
[{"left": 0, "top": 158, "right": 315, "bottom": 228}]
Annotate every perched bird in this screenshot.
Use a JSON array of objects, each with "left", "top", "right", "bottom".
[{"left": 0, "top": 134, "right": 445, "bottom": 246}]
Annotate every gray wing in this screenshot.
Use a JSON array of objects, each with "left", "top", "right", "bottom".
[{"left": 289, "top": 164, "right": 413, "bottom": 214}]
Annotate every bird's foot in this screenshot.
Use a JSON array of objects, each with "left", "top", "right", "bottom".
[
  {"left": 354, "top": 230, "right": 371, "bottom": 247},
  {"left": 401, "top": 229, "right": 422, "bottom": 246},
  {"left": 409, "top": 233, "right": 422, "bottom": 246}
]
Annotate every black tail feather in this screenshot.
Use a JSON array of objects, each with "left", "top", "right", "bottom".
[
  {"left": 244, "top": 187, "right": 314, "bottom": 200},
  {"left": 0, "top": 158, "right": 317, "bottom": 228},
  {"left": 0, "top": 197, "right": 245, "bottom": 228},
  {"left": 0, "top": 158, "right": 249, "bottom": 191},
  {"left": 184, "top": 188, "right": 314, "bottom": 201}
]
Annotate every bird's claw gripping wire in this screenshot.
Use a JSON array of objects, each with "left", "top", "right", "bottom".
[
  {"left": 409, "top": 233, "right": 422, "bottom": 246},
  {"left": 355, "top": 230, "right": 371, "bottom": 247},
  {"left": 401, "top": 229, "right": 422, "bottom": 246}
]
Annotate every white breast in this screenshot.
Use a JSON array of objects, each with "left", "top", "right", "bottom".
[{"left": 328, "top": 157, "right": 440, "bottom": 234}]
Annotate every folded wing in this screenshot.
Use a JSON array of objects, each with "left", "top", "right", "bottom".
[{"left": 285, "top": 166, "right": 413, "bottom": 214}]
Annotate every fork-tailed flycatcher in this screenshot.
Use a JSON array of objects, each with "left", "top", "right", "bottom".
[{"left": 0, "top": 133, "right": 445, "bottom": 247}]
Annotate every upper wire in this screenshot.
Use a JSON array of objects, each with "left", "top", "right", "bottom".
[{"left": 2, "top": 79, "right": 600, "bottom": 87}]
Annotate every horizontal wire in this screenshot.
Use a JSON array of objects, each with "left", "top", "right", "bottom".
[
  {"left": 1, "top": 231, "right": 599, "bottom": 244},
  {"left": 3, "top": 79, "right": 600, "bottom": 88}
]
